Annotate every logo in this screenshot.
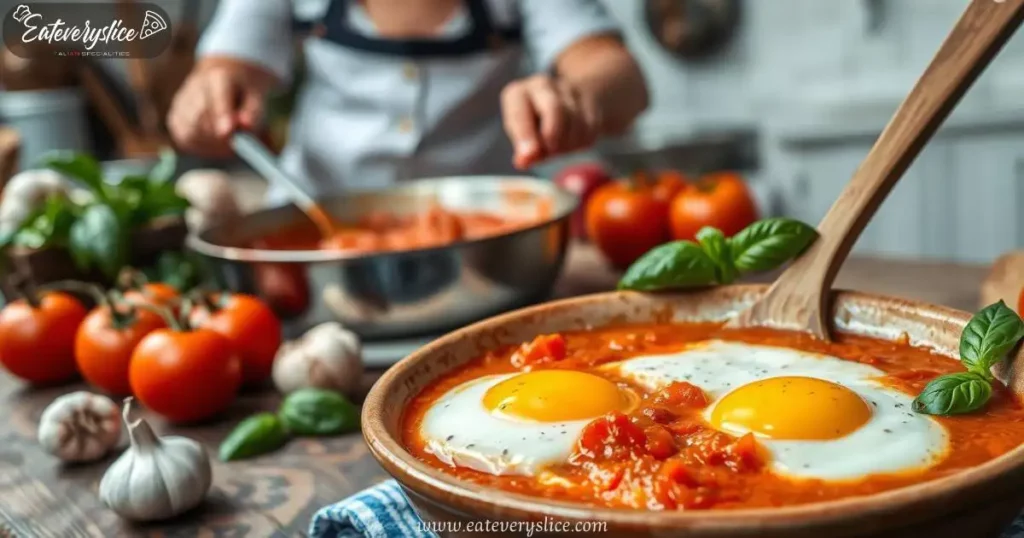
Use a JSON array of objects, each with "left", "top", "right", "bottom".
[{"left": 4, "top": 3, "right": 172, "bottom": 59}]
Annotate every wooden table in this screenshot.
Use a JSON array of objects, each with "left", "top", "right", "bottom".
[{"left": 0, "top": 245, "right": 990, "bottom": 537}]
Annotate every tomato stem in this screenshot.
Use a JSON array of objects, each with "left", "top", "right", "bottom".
[
  {"left": 134, "top": 302, "right": 183, "bottom": 332},
  {"left": 116, "top": 267, "right": 149, "bottom": 291},
  {"left": 8, "top": 272, "right": 41, "bottom": 309}
]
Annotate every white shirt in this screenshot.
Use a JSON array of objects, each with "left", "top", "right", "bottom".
[{"left": 198, "top": 0, "right": 619, "bottom": 205}]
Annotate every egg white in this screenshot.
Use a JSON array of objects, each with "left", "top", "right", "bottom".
[
  {"left": 609, "top": 340, "right": 950, "bottom": 481},
  {"left": 419, "top": 374, "right": 593, "bottom": 476}
]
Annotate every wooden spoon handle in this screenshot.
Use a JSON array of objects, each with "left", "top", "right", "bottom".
[{"left": 729, "top": 0, "right": 1024, "bottom": 338}]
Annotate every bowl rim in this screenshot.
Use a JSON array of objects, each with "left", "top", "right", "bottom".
[
  {"left": 362, "top": 286, "right": 1024, "bottom": 531},
  {"left": 186, "top": 175, "right": 578, "bottom": 264}
]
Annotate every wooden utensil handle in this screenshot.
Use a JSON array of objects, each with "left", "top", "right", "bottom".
[{"left": 731, "top": 0, "right": 1024, "bottom": 338}]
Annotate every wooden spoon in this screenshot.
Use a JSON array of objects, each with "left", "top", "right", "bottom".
[
  {"left": 729, "top": 0, "right": 1024, "bottom": 340},
  {"left": 230, "top": 132, "right": 339, "bottom": 238}
]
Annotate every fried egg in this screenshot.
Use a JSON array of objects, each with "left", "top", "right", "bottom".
[
  {"left": 419, "top": 369, "right": 637, "bottom": 476},
  {"left": 611, "top": 340, "right": 949, "bottom": 481}
]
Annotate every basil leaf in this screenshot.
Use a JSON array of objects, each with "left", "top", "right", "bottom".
[
  {"left": 912, "top": 372, "right": 992, "bottom": 416},
  {"left": 219, "top": 412, "right": 290, "bottom": 461},
  {"left": 9, "top": 195, "right": 79, "bottom": 250},
  {"left": 617, "top": 241, "right": 718, "bottom": 291},
  {"left": 279, "top": 388, "right": 360, "bottom": 436},
  {"left": 696, "top": 227, "right": 737, "bottom": 285},
  {"left": 141, "top": 180, "right": 189, "bottom": 219},
  {"left": 730, "top": 218, "right": 819, "bottom": 273},
  {"left": 959, "top": 300, "right": 1024, "bottom": 376},
  {"left": 148, "top": 148, "right": 178, "bottom": 184},
  {"left": 39, "top": 151, "right": 107, "bottom": 201},
  {"left": 69, "top": 204, "right": 127, "bottom": 278}
]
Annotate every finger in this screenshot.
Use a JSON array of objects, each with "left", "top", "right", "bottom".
[
  {"left": 207, "top": 71, "right": 237, "bottom": 137},
  {"left": 237, "top": 91, "right": 265, "bottom": 130},
  {"left": 501, "top": 82, "right": 543, "bottom": 169},
  {"left": 527, "top": 78, "right": 564, "bottom": 154}
]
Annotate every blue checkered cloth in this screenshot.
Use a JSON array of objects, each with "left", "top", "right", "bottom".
[{"left": 310, "top": 479, "right": 1024, "bottom": 538}]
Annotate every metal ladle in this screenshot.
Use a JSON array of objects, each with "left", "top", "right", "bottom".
[{"left": 230, "top": 131, "right": 338, "bottom": 238}]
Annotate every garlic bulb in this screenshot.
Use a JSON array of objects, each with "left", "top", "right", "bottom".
[
  {"left": 0, "top": 169, "right": 71, "bottom": 237},
  {"left": 272, "top": 322, "right": 364, "bottom": 398},
  {"left": 37, "top": 391, "right": 122, "bottom": 463},
  {"left": 174, "top": 169, "right": 242, "bottom": 233},
  {"left": 99, "top": 399, "right": 212, "bottom": 522}
]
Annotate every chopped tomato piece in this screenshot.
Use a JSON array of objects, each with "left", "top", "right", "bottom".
[
  {"left": 644, "top": 425, "right": 677, "bottom": 460},
  {"left": 667, "top": 420, "right": 706, "bottom": 436},
  {"left": 724, "top": 433, "right": 762, "bottom": 472},
  {"left": 654, "top": 381, "right": 709, "bottom": 409},
  {"left": 574, "top": 412, "right": 647, "bottom": 461},
  {"left": 510, "top": 334, "right": 568, "bottom": 369},
  {"left": 641, "top": 406, "right": 676, "bottom": 424}
]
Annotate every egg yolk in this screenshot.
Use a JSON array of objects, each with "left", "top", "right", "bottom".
[
  {"left": 482, "top": 370, "right": 633, "bottom": 422},
  {"left": 709, "top": 376, "right": 872, "bottom": 440}
]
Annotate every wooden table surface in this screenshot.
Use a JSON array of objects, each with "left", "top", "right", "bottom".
[{"left": 0, "top": 244, "right": 990, "bottom": 538}]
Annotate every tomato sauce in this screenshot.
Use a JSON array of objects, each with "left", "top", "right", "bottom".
[
  {"left": 401, "top": 323, "right": 1024, "bottom": 510},
  {"left": 255, "top": 206, "right": 541, "bottom": 254}
]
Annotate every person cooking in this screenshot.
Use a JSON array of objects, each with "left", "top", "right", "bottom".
[{"left": 168, "top": 0, "right": 649, "bottom": 205}]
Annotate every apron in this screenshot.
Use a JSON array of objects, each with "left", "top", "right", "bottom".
[
  {"left": 265, "top": 0, "right": 525, "bottom": 205},
  {"left": 297, "top": 0, "right": 522, "bottom": 58}
]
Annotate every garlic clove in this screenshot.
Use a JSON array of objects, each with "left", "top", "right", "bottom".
[
  {"left": 37, "top": 391, "right": 122, "bottom": 463},
  {"left": 272, "top": 322, "right": 364, "bottom": 398},
  {"left": 98, "top": 398, "right": 212, "bottom": 522}
]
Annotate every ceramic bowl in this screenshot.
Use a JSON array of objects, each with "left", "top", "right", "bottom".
[{"left": 362, "top": 286, "right": 1024, "bottom": 538}]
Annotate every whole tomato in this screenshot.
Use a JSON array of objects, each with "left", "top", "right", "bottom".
[
  {"left": 1018, "top": 287, "right": 1024, "bottom": 315},
  {"left": 75, "top": 302, "right": 166, "bottom": 396},
  {"left": 190, "top": 293, "right": 282, "bottom": 387},
  {"left": 669, "top": 171, "right": 759, "bottom": 242},
  {"left": 0, "top": 291, "right": 87, "bottom": 385},
  {"left": 124, "top": 282, "right": 180, "bottom": 310},
  {"left": 254, "top": 263, "right": 310, "bottom": 317},
  {"left": 586, "top": 179, "right": 670, "bottom": 269},
  {"left": 652, "top": 170, "right": 688, "bottom": 204},
  {"left": 129, "top": 325, "right": 241, "bottom": 423}
]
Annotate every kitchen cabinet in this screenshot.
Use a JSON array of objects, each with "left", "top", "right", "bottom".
[{"left": 778, "top": 131, "right": 1024, "bottom": 263}]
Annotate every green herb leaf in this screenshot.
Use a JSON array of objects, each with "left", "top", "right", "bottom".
[
  {"left": 9, "top": 195, "right": 79, "bottom": 250},
  {"left": 68, "top": 204, "right": 127, "bottom": 278},
  {"left": 912, "top": 372, "right": 993, "bottom": 416},
  {"left": 279, "top": 388, "right": 360, "bottom": 436},
  {"left": 730, "top": 218, "right": 819, "bottom": 273},
  {"left": 959, "top": 300, "right": 1024, "bottom": 377},
  {"left": 696, "top": 227, "right": 738, "bottom": 285},
  {"left": 148, "top": 250, "right": 202, "bottom": 292},
  {"left": 39, "top": 152, "right": 107, "bottom": 201},
  {"left": 148, "top": 148, "right": 178, "bottom": 184},
  {"left": 617, "top": 241, "right": 719, "bottom": 291},
  {"left": 219, "top": 412, "right": 290, "bottom": 461}
]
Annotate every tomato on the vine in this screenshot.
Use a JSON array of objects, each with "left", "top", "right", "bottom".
[
  {"left": 124, "top": 282, "right": 180, "bottom": 310},
  {"left": 669, "top": 171, "right": 759, "bottom": 242},
  {"left": 0, "top": 291, "right": 87, "bottom": 385},
  {"left": 75, "top": 300, "right": 166, "bottom": 396},
  {"left": 190, "top": 293, "right": 282, "bottom": 387},
  {"left": 585, "top": 178, "right": 671, "bottom": 269},
  {"left": 129, "top": 322, "right": 241, "bottom": 423}
]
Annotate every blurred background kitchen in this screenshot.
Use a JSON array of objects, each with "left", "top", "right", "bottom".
[{"left": 3, "top": 0, "right": 1024, "bottom": 263}]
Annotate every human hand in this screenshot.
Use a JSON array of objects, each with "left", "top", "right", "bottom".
[
  {"left": 501, "top": 74, "right": 602, "bottom": 170},
  {"left": 167, "top": 57, "right": 278, "bottom": 158}
]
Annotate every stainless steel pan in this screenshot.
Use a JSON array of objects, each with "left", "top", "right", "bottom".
[{"left": 187, "top": 176, "right": 576, "bottom": 341}]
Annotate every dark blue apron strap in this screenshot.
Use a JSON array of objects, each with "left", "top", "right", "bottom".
[{"left": 303, "top": 0, "right": 521, "bottom": 58}]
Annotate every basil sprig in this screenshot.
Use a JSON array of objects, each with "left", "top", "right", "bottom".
[
  {"left": 913, "top": 301, "right": 1024, "bottom": 416},
  {"left": 618, "top": 218, "right": 818, "bottom": 291},
  {"left": 218, "top": 388, "right": 361, "bottom": 461}
]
